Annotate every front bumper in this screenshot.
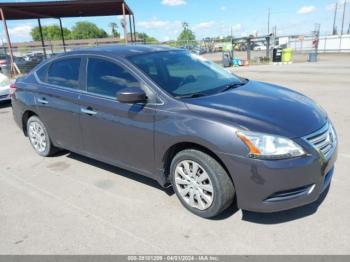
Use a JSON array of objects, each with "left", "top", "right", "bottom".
[{"left": 218, "top": 138, "right": 337, "bottom": 213}]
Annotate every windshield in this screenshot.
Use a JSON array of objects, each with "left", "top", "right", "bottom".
[{"left": 128, "top": 50, "right": 243, "bottom": 97}]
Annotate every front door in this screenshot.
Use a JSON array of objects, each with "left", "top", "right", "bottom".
[{"left": 79, "top": 57, "right": 156, "bottom": 177}]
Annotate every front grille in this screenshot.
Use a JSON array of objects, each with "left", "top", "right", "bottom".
[{"left": 305, "top": 123, "right": 337, "bottom": 159}]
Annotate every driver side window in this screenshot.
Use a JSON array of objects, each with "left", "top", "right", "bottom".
[{"left": 86, "top": 58, "right": 139, "bottom": 98}]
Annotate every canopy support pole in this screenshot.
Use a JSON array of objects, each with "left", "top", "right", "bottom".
[
  {"left": 132, "top": 15, "right": 136, "bottom": 42},
  {"left": 0, "top": 8, "right": 15, "bottom": 76},
  {"left": 37, "top": 18, "right": 47, "bottom": 58},
  {"left": 122, "top": 2, "right": 128, "bottom": 44},
  {"left": 58, "top": 18, "right": 66, "bottom": 53},
  {"left": 128, "top": 14, "right": 133, "bottom": 42}
]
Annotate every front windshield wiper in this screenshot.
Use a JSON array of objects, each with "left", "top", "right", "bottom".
[
  {"left": 174, "top": 93, "right": 209, "bottom": 99},
  {"left": 219, "top": 82, "right": 247, "bottom": 93}
]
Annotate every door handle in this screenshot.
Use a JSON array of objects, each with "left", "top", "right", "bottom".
[
  {"left": 81, "top": 107, "right": 97, "bottom": 116},
  {"left": 37, "top": 98, "right": 48, "bottom": 104}
]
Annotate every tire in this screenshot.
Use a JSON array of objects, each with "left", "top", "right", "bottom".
[
  {"left": 27, "top": 115, "right": 57, "bottom": 157},
  {"left": 170, "top": 149, "right": 235, "bottom": 218}
]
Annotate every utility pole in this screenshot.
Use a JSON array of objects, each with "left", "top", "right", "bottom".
[
  {"left": 267, "top": 8, "right": 271, "bottom": 34},
  {"left": 333, "top": 3, "right": 338, "bottom": 35},
  {"left": 341, "top": 0, "right": 347, "bottom": 35},
  {"left": 272, "top": 25, "right": 277, "bottom": 47}
]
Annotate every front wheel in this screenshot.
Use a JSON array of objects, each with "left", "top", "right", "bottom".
[
  {"left": 170, "top": 149, "right": 235, "bottom": 218},
  {"left": 27, "top": 115, "right": 57, "bottom": 157}
]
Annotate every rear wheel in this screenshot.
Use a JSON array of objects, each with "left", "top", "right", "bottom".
[
  {"left": 27, "top": 116, "right": 57, "bottom": 157},
  {"left": 170, "top": 149, "right": 235, "bottom": 218}
]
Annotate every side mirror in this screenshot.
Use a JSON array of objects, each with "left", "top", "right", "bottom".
[{"left": 117, "top": 87, "right": 147, "bottom": 103}]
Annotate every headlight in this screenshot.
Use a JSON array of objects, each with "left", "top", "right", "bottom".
[
  {"left": 329, "top": 123, "right": 337, "bottom": 144},
  {"left": 236, "top": 130, "right": 306, "bottom": 160}
]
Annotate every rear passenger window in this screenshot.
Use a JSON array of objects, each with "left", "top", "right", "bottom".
[
  {"left": 47, "top": 58, "right": 81, "bottom": 89},
  {"left": 87, "top": 58, "right": 139, "bottom": 97},
  {"left": 36, "top": 65, "right": 48, "bottom": 82}
]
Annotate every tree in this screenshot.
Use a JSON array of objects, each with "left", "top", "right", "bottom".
[
  {"left": 109, "top": 22, "right": 120, "bottom": 38},
  {"left": 71, "top": 21, "right": 108, "bottom": 39},
  {"left": 31, "top": 25, "right": 71, "bottom": 41},
  {"left": 137, "top": 32, "right": 158, "bottom": 43},
  {"left": 177, "top": 22, "right": 195, "bottom": 41}
]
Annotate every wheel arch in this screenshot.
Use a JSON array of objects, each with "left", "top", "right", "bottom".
[
  {"left": 22, "top": 110, "right": 38, "bottom": 136},
  {"left": 162, "top": 142, "right": 233, "bottom": 184}
]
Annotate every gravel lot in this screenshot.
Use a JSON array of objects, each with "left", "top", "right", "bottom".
[{"left": 0, "top": 56, "right": 349, "bottom": 255}]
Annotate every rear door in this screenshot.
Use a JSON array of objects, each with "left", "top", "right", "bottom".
[
  {"left": 79, "top": 56, "right": 156, "bottom": 177},
  {"left": 34, "top": 56, "right": 84, "bottom": 151}
]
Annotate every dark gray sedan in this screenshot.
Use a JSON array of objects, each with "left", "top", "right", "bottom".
[{"left": 11, "top": 45, "right": 337, "bottom": 218}]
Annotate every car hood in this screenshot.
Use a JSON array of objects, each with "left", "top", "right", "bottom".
[{"left": 184, "top": 80, "right": 327, "bottom": 138}]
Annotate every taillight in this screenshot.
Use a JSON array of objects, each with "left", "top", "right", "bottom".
[{"left": 9, "top": 83, "right": 16, "bottom": 97}]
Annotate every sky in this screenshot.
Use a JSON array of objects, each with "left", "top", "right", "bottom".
[{"left": 0, "top": 0, "right": 349, "bottom": 43}]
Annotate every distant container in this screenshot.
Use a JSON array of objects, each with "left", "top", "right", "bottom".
[
  {"left": 308, "top": 53, "right": 318, "bottom": 62},
  {"left": 272, "top": 48, "right": 282, "bottom": 62},
  {"left": 282, "top": 48, "right": 293, "bottom": 62}
]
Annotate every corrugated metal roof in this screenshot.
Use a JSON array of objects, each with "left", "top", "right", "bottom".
[{"left": 0, "top": 0, "right": 133, "bottom": 20}]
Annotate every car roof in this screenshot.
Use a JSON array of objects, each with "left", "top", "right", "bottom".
[{"left": 56, "top": 45, "right": 182, "bottom": 59}]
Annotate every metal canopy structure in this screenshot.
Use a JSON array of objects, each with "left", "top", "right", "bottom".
[
  {"left": 0, "top": 0, "right": 134, "bottom": 20},
  {"left": 0, "top": 0, "right": 136, "bottom": 76}
]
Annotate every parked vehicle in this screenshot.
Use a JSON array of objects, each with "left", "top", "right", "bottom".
[
  {"left": 253, "top": 43, "right": 267, "bottom": 51},
  {"left": 22, "top": 52, "right": 45, "bottom": 62},
  {"left": 0, "top": 54, "right": 10, "bottom": 73},
  {"left": 11, "top": 45, "right": 337, "bottom": 218},
  {"left": 0, "top": 54, "right": 44, "bottom": 75},
  {"left": 191, "top": 46, "right": 206, "bottom": 55},
  {"left": 0, "top": 54, "right": 9, "bottom": 64},
  {"left": 0, "top": 72, "right": 11, "bottom": 102}
]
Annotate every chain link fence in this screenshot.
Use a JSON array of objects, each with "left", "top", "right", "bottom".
[{"left": 1, "top": 34, "right": 349, "bottom": 78}]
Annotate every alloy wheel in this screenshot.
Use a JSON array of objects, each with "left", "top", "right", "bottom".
[
  {"left": 174, "top": 160, "right": 214, "bottom": 210},
  {"left": 28, "top": 121, "right": 47, "bottom": 153}
]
